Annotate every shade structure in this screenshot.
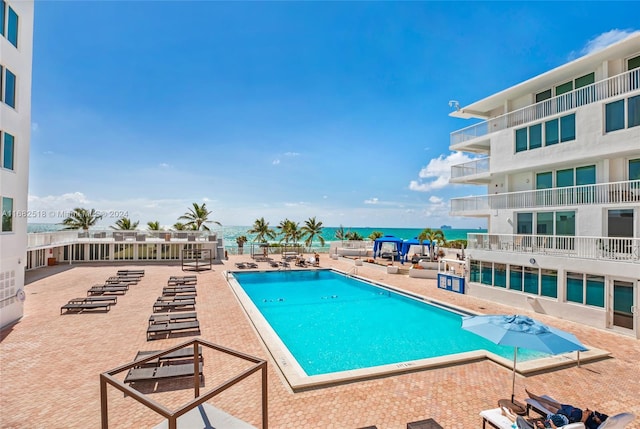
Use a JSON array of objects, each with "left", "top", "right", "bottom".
[
  {"left": 373, "top": 235, "right": 404, "bottom": 258},
  {"left": 400, "top": 237, "right": 430, "bottom": 263},
  {"left": 461, "top": 314, "right": 588, "bottom": 402}
]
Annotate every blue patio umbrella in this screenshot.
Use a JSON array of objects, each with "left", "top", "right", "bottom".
[{"left": 461, "top": 314, "right": 588, "bottom": 403}]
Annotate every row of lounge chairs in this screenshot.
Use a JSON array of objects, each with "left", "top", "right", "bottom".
[
  {"left": 60, "top": 270, "right": 145, "bottom": 314},
  {"left": 147, "top": 276, "right": 201, "bottom": 341}
]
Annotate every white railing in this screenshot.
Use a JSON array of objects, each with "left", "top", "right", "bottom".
[
  {"left": 27, "top": 230, "right": 218, "bottom": 249},
  {"left": 451, "top": 67, "right": 640, "bottom": 145},
  {"left": 451, "top": 179, "right": 640, "bottom": 213},
  {"left": 451, "top": 157, "right": 490, "bottom": 179},
  {"left": 467, "top": 233, "right": 640, "bottom": 263}
]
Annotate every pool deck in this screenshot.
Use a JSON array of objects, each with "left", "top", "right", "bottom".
[{"left": 1, "top": 255, "right": 639, "bottom": 428}]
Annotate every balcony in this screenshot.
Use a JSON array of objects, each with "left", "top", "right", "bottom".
[
  {"left": 450, "top": 179, "right": 640, "bottom": 215},
  {"left": 450, "top": 67, "right": 640, "bottom": 146},
  {"left": 467, "top": 233, "right": 640, "bottom": 264},
  {"left": 450, "top": 157, "right": 490, "bottom": 182}
]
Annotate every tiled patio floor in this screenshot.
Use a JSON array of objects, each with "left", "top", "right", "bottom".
[{"left": 1, "top": 255, "right": 638, "bottom": 428}]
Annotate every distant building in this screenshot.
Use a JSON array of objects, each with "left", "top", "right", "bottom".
[
  {"left": 449, "top": 34, "right": 640, "bottom": 338},
  {"left": 0, "top": 1, "right": 34, "bottom": 328}
]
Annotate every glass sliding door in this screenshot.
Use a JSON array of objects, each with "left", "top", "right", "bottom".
[{"left": 612, "top": 280, "right": 635, "bottom": 330}]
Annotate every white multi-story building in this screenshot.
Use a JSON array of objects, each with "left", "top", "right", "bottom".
[
  {"left": 0, "top": 0, "right": 34, "bottom": 328},
  {"left": 449, "top": 34, "right": 640, "bottom": 338}
]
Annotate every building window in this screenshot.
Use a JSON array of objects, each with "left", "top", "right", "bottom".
[
  {"left": 2, "top": 131, "right": 14, "bottom": 170},
  {"left": 630, "top": 158, "right": 640, "bottom": 181},
  {"left": 481, "top": 261, "right": 493, "bottom": 285},
  {"left": 605, "top": 96, "right": 639, "bottom": 132},
  {"left": 515, "top": 113, "right": 575, "bottom": 153},
  {"left": 555, "top": 81, "right": 573, "bottom": 96},
  {"left": 535, "top": 89, "right": 552, "bottom": 103},
  {"left": 559, "top": 114, "right": 575, "bottom": 141},
  {"left": 585, "top": 274, "right": 605, "bottom": 307},
  {"left": 509, "top": 265, "right": 523, "bottom": 291},
  {"left": 523, "top": 267, "right": 538, "bottom": 294},
  {"left": 566, "top": 272, "right": 584, "bottom": 303},
  {"left": 1, "top": 196, "right": 13, "bottom": 232},
  {"left": 7, "top": 5, "right": 17, "bottom": 47},
  {"left": 540, "top": 269, "right": 557, "bottom": 298},
  {"left": 494, "top": 264, "right": 507, "bottom": 288},
  {"left": 529, "top": 123, "right": 542, "bottom": 149},
  {"left": 575, "top": 73, "right": 595, "bottom": 89},
  {"left": 515, "top": 128, "right": 527, "bottom": 152},
  {"left": 469, "top": 260, "right": 480, "bottom": 282},
  {"left": 628, "top": 95, "right": 640, "bottom": 128},
  {"left": 566, "top": 272, "right": 604, "bottom": 307},
  {"left": 4, "top": 67, "right": 16, "bottom": 108},
  {"left": 544, "top": 119, "right": 559, "bottom": 145},
  {"left": 0, "top": 0, "right": 5, "bottom": 37},
  {"left": 516, "top": 212, "right": 533, "bottom": 234},
  {"left": 629, "top": 54, "right": 640, "bottom": 70},
  {"left": 536, "top": 212, "right": 553, "bottom": 235}
]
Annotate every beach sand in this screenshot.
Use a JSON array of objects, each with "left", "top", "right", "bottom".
[{"left": 1, "top": 254, "right": 638, "bottom": 428}]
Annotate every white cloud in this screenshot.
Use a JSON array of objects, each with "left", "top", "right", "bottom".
[
  {"left": 571, "top": 29, "right": 639, "bottom": 59},
  {"left": 364, "top": 197, "right": 379, "bottom": 204},
  {"left": 284, "top": 152, "right": 300, "bottom": 157},
  {"left": 272, "top": 159, "right": 280, "bottom": 165},
  {"left": 409, "top": 152, "right": 476, "bottom": 192},
  {"left": 159, "top": 163, "right": 170, "bottom": 168},
  {"left": 428, "top": 196, "right": 443, "bottom": 204}
]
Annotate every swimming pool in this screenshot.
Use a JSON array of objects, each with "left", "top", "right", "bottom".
[{"left": 228, "top": 269, "right": 555, "bottom": 389}]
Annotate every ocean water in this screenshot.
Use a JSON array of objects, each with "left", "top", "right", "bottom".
[{"left": 27, "top": 223, "right": 485, "bottom": 245}]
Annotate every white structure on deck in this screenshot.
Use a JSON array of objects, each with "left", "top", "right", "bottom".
[
  {"left": 0, "top": 1, "right": 34, "bottom": 329},
  {"left": 25, "top": 230, "right": 223, "bottom": 269},
  {"left": 449, "top": 33, "right": 640, "bottom": 338}
]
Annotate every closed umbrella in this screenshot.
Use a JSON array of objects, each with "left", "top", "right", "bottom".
[{"left": 461, "top": 314, "right": 588, "bottom": 403}]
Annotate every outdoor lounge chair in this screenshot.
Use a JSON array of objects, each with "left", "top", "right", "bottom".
[
  {"left": 481, "top": 408, "right": 585, "bottom": 429},
  {"left": 117, "top": 269, "right": 145, "bottom": 276},
  {"left": 162, "top": 286, "right": 197, "bottom": 295},
  {"left": 167, "top": 276, "right": 197, "bottom": 286},
  {"left": 525, "top": 395, "right": 635, "bottom": 429},
  {"left": 87, "top": 285, "right": 128, "bottom": 296},
  {"left": 147, "top": 320, "right": 201, "bottom": 341},
  {"left": 134, "top": 346, "right": 203, "bottom": 365},
  {"left": 61, "top": 301, "right": 112, "bottom": 314},
  {"left": 68, "top": 296, "right": 117, "bottom": 305},
  {"left": 124, "top": 362, "right": 203, "bottom": 384},
  {"left": 152, "top": 299, "right": 196, "bottom": 313},
  {"left": 157, "top": 294, "right": 197, "bottom": 302},
  {"left": 106, "top": 276, "right": 139, "bottom": 285},
  {"left": 149, "top": 312, "right": 198, "bottom": 326}
]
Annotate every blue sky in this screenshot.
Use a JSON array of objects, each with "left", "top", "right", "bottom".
[{"left": 28, "top": 1, "right": 639, "bottom": 229}]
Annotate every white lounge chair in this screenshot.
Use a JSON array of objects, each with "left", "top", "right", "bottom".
[{"left": 597, "top": 413, "right": 635, "bottom": 429}]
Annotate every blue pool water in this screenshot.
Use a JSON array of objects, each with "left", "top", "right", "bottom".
[{"left": 233, "top": 270, "right": 546, "bottom": 376}]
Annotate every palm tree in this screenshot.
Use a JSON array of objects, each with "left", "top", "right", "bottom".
[
  {"left": 418, "top": 228, "right": 447, "bottom": 261},
  {"left": 236, "top": 235, "right": 248, "bottom": 255},
  {"left": 147, "top": 221, "right": 161, "bottom": 231},
  {"left": 172, "top": 222, "right": 187, "bottom": 231},
  {"left": 368, "top": 231, "right": 384, "bottom": 241},
  {"left": 335, "top": 225, "right": 347, "bottom": 241},
  {"left": 345, "top": 231, "right": 364, "bottom": 241},
  {"left": 60, "top": 208, "right": 103, "bottom": 230},
  {"left": 248, "top": 217, "right": 276, "bottom": 243},
  {"left": 277, "top": 219, "right": 301, "bottom": 252},
  {"left": 301, "top": 217, "right": 325, "bottom": 250},
  {"left": 111, "top": 217, "right": 139, "bottom": 230},
  {"left": 178, "top": 202, "right": 221, "bottom": 231}
]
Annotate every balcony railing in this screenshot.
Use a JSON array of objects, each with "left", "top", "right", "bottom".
[
  {"left": 451, "top": 67, "right": 640, "bottom": 145},
  {"left": 467, "top": 233, "right": 640, "bottom": 264},
  {"left": 451, "top": 179, "right": 640, "bottom": 213},
  {"left": 27, "top": 230, "right": 218, "bottom": 249},
  {"left": 451, "top": 157, "right": 490, "bottom": 179}
]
